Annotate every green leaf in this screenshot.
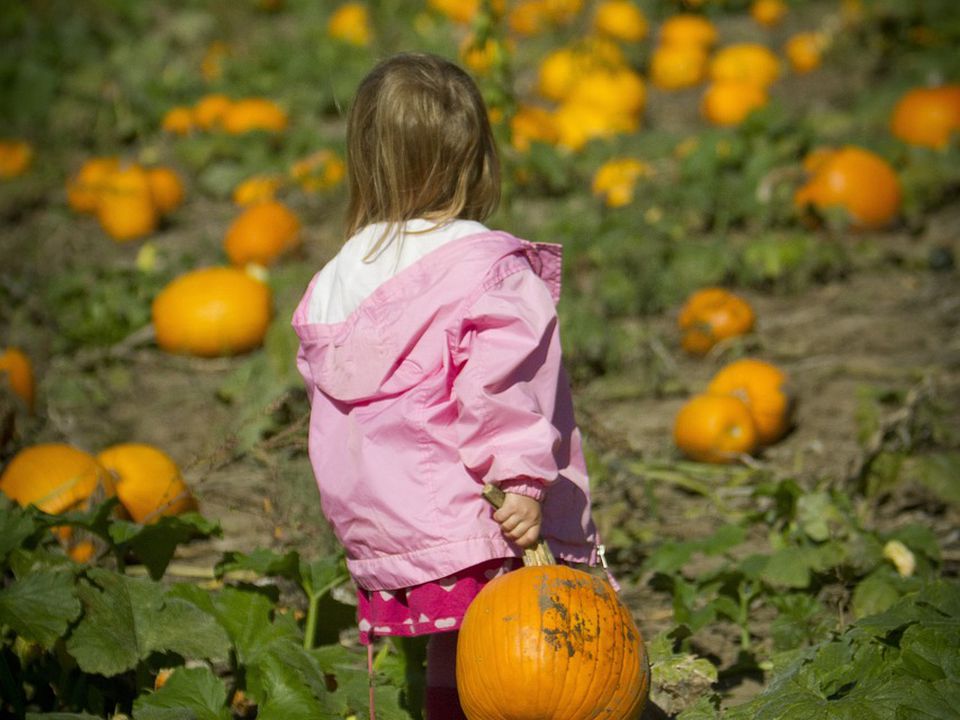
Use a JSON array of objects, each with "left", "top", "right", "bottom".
[
  {"left": 852, "top": 573, "right": 903, "bottom": 620},
  {"left": 208, "top": 586, "right": 299, "bottom": 666},
  {"left": 0, "top": 499, "right": 37, "bottom": 561},
  {"left": 902, "top": 452, "right": 960, "bottom": 506},
  {"left": 0, "top": 569, "right": 81, "bottom": 648},
  {"left": 67, "top": 569, "right": 230, "bottom": 675},
  {"left": 216, "top": 547, "right": 301, "bottom": 583},
  {"left": 110, "top": 513, "right": 221, "bottom": 580},
  {"left": 133, "top": 665, "right": 231, "bottom": 720},
  {"left": 26, "top": 714, "right": 102, "bottom": 720},
  {"left": 760, "top": 547, "right": 813, "bottom": 589},
  {"left": 252, "top": 645, "right": 339, "bottom": 720},
  {"left": 300, "top": 554, "right": 348, "bottom": 600}
]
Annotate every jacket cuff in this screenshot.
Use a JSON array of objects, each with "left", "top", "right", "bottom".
[{"left": 497, "top": 477, "right": 546, "bottom": 502}]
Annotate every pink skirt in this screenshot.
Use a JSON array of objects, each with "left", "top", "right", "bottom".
[{"left": 356, "top": 557, "right": 523, "bottom": 645}]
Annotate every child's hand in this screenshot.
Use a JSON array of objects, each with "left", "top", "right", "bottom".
[{"left": 493, "top": 492, "right": 542, "bottom": 549}]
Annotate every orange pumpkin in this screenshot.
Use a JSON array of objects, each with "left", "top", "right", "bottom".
[
  {"left": 593, "top": 0, "right": 648, "bottom": 42},
  {"left": 96, "top": 164, "right": 158, "bottom": 242},
  {"left": 193, "top": 93, "right": 233, "bottom": 130},
  {"left": 537, "top": 40, "right": 626, "bottom": 103},
  {"left": 233, "top": 174, "right": 283, "bottom": 206},
  {"left": 0, "top": 443, "right": 115, "bottom": 515},
  {"left": 650, "top": 42, "right": 708, "bottom": 90},
  {"left": 67, "top": 157, "right": 120, "bottom": 214},
  {"left": 146, "top": 166, "right": 185, "bottom": 215},
  {"left": 709, "top": 43, "right": 781, "bottom": 88},
  {"left": 221, "top": 98, "right": 288, "bottom": 134},
  {"left": 327, "top": 2, "right": 372, "bottom": 46},
  {"left": 678, "top": 288, "right": 755, "bottom": 355},
  {"left": 457, "top": 564, "right": 649, "bottom": 719},
  {"left": 161, "top": 106, "right": 195, "bottom": 135},
  {"left": 890, "top": 85, "right": 960, "bottom": 149},
  {"left": 750, "top": 0, "right": 787, "bottom": 27},
  {"left": 658, "top": 14, "right": 718, "bottom": 49},
  {"left": 510, "top": 105, "right": 559, "bottom": 152},
  {"left": 224, "top": 200, "right": 301, "bottom": 266},
  {"left": 794, "top": 146, "right": 902, "bottom": 229},
  {"left": 701, "top": 80, "right": 768, "bottom": 126},
  {"left": 785, "top": 32, "right": 825, "bottom": 74},
  {"left": 96, "top": 443, "right": 196, "bottom": 524},
  {"left": 673, "top": 393, "right": 759, "bottom": 463},
  {"left": 707, "top": 358, "right": 793, "bottom": 446},
  {"left": 0, "top": 347, "right": 35, "bottom": 411},
  {"left": 289, "top": 149, "right": 346, "bottom": 193},
  {"left": 0, "top": 140, "right": 33, "bottom": 179},
  {"left": 592, "top": 158, "right": 652, "bottom": 208},
  {"left": 151, "top": 266, "right": 272, "bottom": 357}
]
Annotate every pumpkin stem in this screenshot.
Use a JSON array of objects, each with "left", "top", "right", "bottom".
[{"left": 481, "top": 483, "right": 555, "bottom": 567}]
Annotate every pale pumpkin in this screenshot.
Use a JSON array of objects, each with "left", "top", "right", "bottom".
[
  {"left": 673, "top": 393, "right": 759, "bottom": 463},
  {"left": 0, "top": 443, "right": 114, "bottom": 515},
  {"left": 151, "top": 266, "right": 272, "bottom": 357},
  {"left": 678, "top": 288, "right": 755, "bottom": 355},
  {"left": 707, "top": 358, "right": 793, "bottom": 446},
  {"left": 96, "top": 443, "right": 196, "bottom": 524},
  {"left": 223, "top": 200, "right": 301, "bottom": 266},
  {"left": 457, "top": 564, "right": 649, "bottom": 719}
]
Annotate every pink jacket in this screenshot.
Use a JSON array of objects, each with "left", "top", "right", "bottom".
[{"left": 292, "top": 231, "right": 598, "bottom": 590}]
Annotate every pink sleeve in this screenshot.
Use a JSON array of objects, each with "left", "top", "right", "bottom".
[{"left": 452, "top": 267, "right": 563, "bottom": 497}]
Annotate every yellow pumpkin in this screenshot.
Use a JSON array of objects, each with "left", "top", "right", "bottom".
[
  {"left": 223, "top": 200, "right": 301, "bottom": 267},
  {"left": 537, "top": 39, "right": 625, "bottom": 102},
  {"left": 0, "top": 347, "right": 35, "bottom": 411},
  {"left": 750, "top": 0, "right": 787, "bottom": 27},
  {"left": 0, "top": 443, "right": 114, "bottom": 515},
  {"left": 673, "top": 393, "right": 759, "bottom": 463},
  {"left": 151, "top": 266, "right": 272, "bottom": 357},
  {"left": 96, "top": 164, "right": 158, "bottom": 242},
  {"left": 457, "top": 564, "right": 649, "bottom": 719},
  {"left": 327, "top": 2, "right": 372, "bottom": 46},
  {"left": 592, "top": 157, "right": 652, "bottom": 208},
  {"left": 233, "top": 174, "right": 283, "bottom": 206},
  {"left": 593, "top": 0, "right": 648, "bottom": 42},
  {"left": 658, "top": 14, "right": 718, "bottom": 49},
  {"left": 193, "top": 93, "right": 233, "bottom": 130},
  {"left": 96, "top": 443, "right": 196, "bottom": 524},
  {"left": 510, "top": 105, "right": 559, "bottom": 152},
  {"left": 785, "top": 32, "right": 826, "bottom": 74},
  {"left": 650, "top": 42, "right": 708, "bottom": 90},
  {"left": 707, "top": 358, "right": 793, "bottom": 446},
  {"left": 162, "top": 106, "right": 195, "bottom": 135},
  {"left": 221, "top": 98, "right": 288, "bottom": 134},
  {"left": 146, "top": 166, "right": 185, "bottom": 215},
  {"left": 709, "top": 43, "right": 781, "bottom": 88}
]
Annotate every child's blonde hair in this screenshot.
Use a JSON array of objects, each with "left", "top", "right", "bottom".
[{"left": 343, "top": 52, "right": 501, "bottom": 254}]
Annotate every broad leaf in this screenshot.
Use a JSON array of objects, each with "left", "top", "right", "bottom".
[
  {"left": 0, "top": 499, "right": 37, "bottom": 561},
  {"left": 110, "top": 513, "right": 221, "bottom": 580},
  {"left": 133, "top": 665, "right": 231, "bottom": 720},
  {"left": 0, "top": 569, "right": 81, "bottom": 648},
  {"left": 215, "top": 547, "right": 301, "bottom": 583}
]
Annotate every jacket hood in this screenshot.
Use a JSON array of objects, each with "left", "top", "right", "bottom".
[{"left": 292, "top": 232, "right": 562, "bottom": 405}]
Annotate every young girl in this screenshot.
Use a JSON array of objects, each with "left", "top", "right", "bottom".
[{"left": 292, "top": 52, "right": 600, "bottom": 719}]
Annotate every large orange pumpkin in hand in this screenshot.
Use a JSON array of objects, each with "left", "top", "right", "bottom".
[
  {"left": 224, "top": 200, "right": 301, "bottom": 266},
  {"left": 707, "top": 358, "right": 793, "bottom": 446},
  {"left": 678, "top": 288, "right": 755, "bottom": 356},
  {"left": 673, "top": 393, "right": 759, "bottom": 463},
  {"left": 457, "top": 564, "right": 649, "bottom": 719},
  {"left": 794, "top": 146, "right": 902, "bottom": 230},
  {"left": 96, "top": 443, "right": 196, "bottom": 524},
  {"left": 152, "top": 266, "right": 272, "bottom": 357},
  {"left": 890, "top": 85, "right": 960, "bottom": 149}
]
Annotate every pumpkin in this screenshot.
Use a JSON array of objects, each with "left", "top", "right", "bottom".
[
  {"left": 224, "top": 200, "right": 301, "bottom": 266},
  {"left": 566, "top": 66, "right": 646, "bottom": 119},
  {"left": 785, "top": 32, "right": 825, "bottom": 74},
  {"left": 327, "top": 2, "right": 372, "bottom": 46},
  {"left": 0, "top": 140, "right": 33, "bottom": 179},
  {"left": 0, "top": 443, "right": 115, "bottom": 515},
  {"left": 510, "top": 105, "right": 559, "bottom": 152},
  {"left": 650, "top": 42, "right": 708, "bottom": 90},
  {"left": 678, "top": 288, "right": 755, "bottom": 355},
  {"left": 457, "top": 563, "right": 649, "bottom": 719},
  {"left": 593, "top": 0, "right": 648, "bottom": 42},
  {"left": 289, "top": 149, "right": 346, "bottom": 192},
  {"left": 161, "top": 106, "right": 195, "bottom": 135},
  {"left": 151, "top": 266, "right": 272, "bottom": 357},
  {"left": 658, "top": 14, "right": 718, "bottom": 49},
  {"left": 146, "top": 166, "right": 185, "bottom": 215},
  {"left": 221, "top": 98, "right": 288, "bottom": 134},
  {"left": 193, "top": 93, "right": 233, "bottom": 130},
  {"left": 750, "top": 0, "right": 787, "bottom": 27},
  {"left": 709, "top": 43, "right": 781, "bottom": 88},
  {"left": 67, "top": 157, "right": 120, "bottom": 214},
  {"left": 701, "top": 80, "right": 768, "bottom": 126},
  {"left": 890, "top": 85, "right": 960, "bottom": 149},
  {"left": 96, "top": 443, "right": 196, "bottom": 524},
  {"left": 707, "top": 358, "right": 793, "bottom": 446},
  {"left": 508, "top": 0, "right": 548, "bottom": 36},
  {"left": 428, "top": 0, "right": 480, "bottom": 24},
  {"left": 793, "top": 145, "right": 902, "bottom": 229},
  {"left": 0, "top": 347, "right": 35, "bottom": 411},
  {"left": 553, "top": 101, "right": 636, "bottom": 152},
  {"left": 537, "top": 40, "right": 626, "bottom": 102},
  {"left": 96, "top": 164, "right": 158, "bottom": 242},
  {"left": 233, "top": 174, "right": 283, "bottom": 206},
  {"left": 592, "top": 158, "right": 652, "bottom": 208},
  {"left": 673, "top": 393, "right": 759, "bottom": 463}
]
